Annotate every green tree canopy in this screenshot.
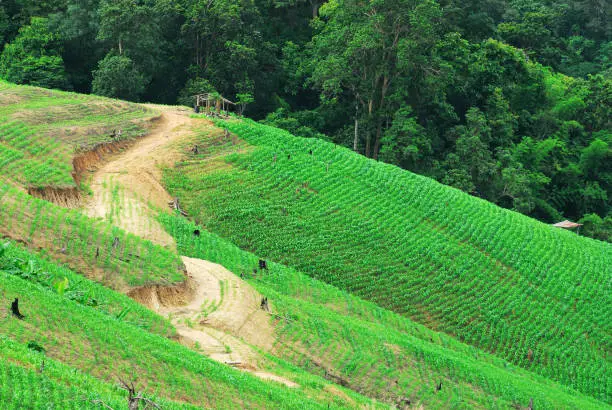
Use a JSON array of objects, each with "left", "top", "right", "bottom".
[
  {"left": 0, "top": 17, "right": 68, "bottom": 88},
  {"left": 91, "top": 52, "right": 146, "bottom": 100}
]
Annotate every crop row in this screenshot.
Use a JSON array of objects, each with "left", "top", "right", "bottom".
[
  {"left": 0, "top": 81, "right": 155, "bottom": 188},
  {"left": 158, "top": 212, "right": 608, "bottom": 409},
  {"left": 0, "top": 183, "right": 184, "bottom": 287},
  {"left": 0, "top": 257, "right": 361, "bottom": 409},
  {"left": 161, "top": 118, "right": 611, "bottom": 402}
]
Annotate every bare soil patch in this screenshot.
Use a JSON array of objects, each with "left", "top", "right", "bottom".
[{"left": 82, "top": 107, "right": 297, "bottom": 387}]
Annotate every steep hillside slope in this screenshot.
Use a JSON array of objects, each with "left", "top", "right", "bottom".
[
  {"left": 0, "top": 242, "right": 381, "bottom": 409},
  {"left": 159, "top": 213, "right": 608, "bottom": 409},
  {"left": 0, "top": 83, "right": 386, "bottom": 408},
  {"left": 0, "top": 183, "right": 184, "bottom": 290},
  {"left": 163, "top": 117, "right": 611, "bottom": 402},
  {"left": 0, "top": 82, "right": 608, "bottom": 408},
  {"left": 0, "top": 80, "right": 157, "bottom": 203}
]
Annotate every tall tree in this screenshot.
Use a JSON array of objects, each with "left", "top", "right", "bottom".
[
  {"left": 91, "top": 52, "right": 146, "bottom": 100},
  {"left": 0, "top": 17, "right": 68, "bottom": 88},
  {"left": 50, "top": 0, "right": 103, "bottom": 92},
  {"left": 307, "top": 0, "right": 441, "bottom": 159}
]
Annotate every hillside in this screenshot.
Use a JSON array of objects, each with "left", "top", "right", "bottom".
[
  {"left": 2, "top": 0, "right": 609, "bottom": 240},
  {"left": 163, "top": 117, "right": 611, "bottom": 403},
  {"left": 0, "top": 82, "right": 609, "bottom": 409},
  {"left": 0, "top": 242, "right": 379, "bottom": 409},
  {"left": 0, "top": 80, "right": 156, "bottom": 200},
  {"left": 159, "top": 213, "right": 608, "bottom": 409},
  {"left": 0, "top": 83, "right": 386, "bottom": 409}
]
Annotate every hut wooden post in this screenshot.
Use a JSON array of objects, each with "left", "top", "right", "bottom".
[{"left": 194, "top": 93, "right": 236, "bottom": 116}]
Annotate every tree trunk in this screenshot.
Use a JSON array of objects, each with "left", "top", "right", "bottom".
[
  {"left": 195, "top": 32, "right": 200, "bottom": 66},
  {"left": 366, "top": 97, "right": 375, "bottom": 158},
  {"left": 118, "top": 39, "right": 123, "bottom": 55},
  {"left": 353, "top": 105, "right": 359, "bottom": 152},
  {"left": 128, "top": 398, "right": 139, "bottom": 410},
  {"left": 372, "top": 75, "right": 390, "bottom": 160},
  {"left": 373, "top": 122, "right": 382, "bottom": 160},
  {"left": 311, "top": 1, "right": 320, "bottom": 18}
]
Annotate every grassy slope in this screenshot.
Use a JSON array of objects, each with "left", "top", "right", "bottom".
[
  {"left": 0, "top": 80, "right": 155, "bottom": 188},
  {"left": 0, "top": 81, "right": 184, "bottom": 289},
  {"left": 0, "top": 336, "right": 200, "bottom": 410},
  {"left": 0, "top": 84, "right": 387, "bottom": 409},
  {"left": 159, "top": 213, "right": 608, "bottom": 409},
  {"left": 0, "top": 83, "right": 606, "bottom": 408},
  {"left": 162, "top": 117, "right": 611, "bottom": 403},
  {"left": 0, "top": 183, "right": 184, "bottom": 288},
  {"left": 0, "top": 242, "right": 382, "bottom": 409},
  {"left": 0, "top": 243, "right": 175, "bottom": 338}
]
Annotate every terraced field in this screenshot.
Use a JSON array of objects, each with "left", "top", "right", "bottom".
[
  {"left": 0, "top": 80, "right": 156, "bottom": 189},
  {"left": 163, "top": 118, "right": 612, "bottom": 403}
]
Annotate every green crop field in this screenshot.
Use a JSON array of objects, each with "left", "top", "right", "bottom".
[
  {"left": 163, "top": 118, "right": 611, "bottom": 403},
  {"left": 0, "top": 79, "right": 608, "bottom": 408},
  {"left": 0, "top": 80, "right": 156, "bottom": 188},
  {"left": 0, "top": 336, "right": 202, "bottom": 410},
  {"left": 159, "top": 212, "right": 608, "bottom": 409},
  {"left": 0, "top": 241, "right": 383, "bottom": 409},
  {"left": 0, "top": 183, "right": 184, "bottom": 288}
]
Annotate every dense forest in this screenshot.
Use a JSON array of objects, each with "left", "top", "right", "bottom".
[{"left": 0, "top": 0, "right": 610, "bottom": 240}]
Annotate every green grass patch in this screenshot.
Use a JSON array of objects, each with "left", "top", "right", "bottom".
[
  {"left": 0, "top": 243, "right": 382, "bottom": 409},
  {"left": 0, "top": 80, "right": 156, "bottom": 189},
  {"left": 0, "top": 182, "right": 184, "bottom": 288}
]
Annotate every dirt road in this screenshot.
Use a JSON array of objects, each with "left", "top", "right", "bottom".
[
  {"left": 82, "top": 108, "right": 294, "bottom": 387},
  {"left": 84, "top": 110, "right": 188, "bottom": 248}
]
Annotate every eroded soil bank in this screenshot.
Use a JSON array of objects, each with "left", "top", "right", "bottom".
[{"left": 82, "top": 107, "right": 296, "bottom": 387}]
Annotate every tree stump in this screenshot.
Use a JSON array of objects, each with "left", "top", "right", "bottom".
[
  {"left": 260, "top": 297, "right": 270, "bottom": 312},
  {"left": 11, "top": 298, "right": 24, "bottom": 319}
]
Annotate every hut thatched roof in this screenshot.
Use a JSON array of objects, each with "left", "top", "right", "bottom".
[{"left": 552, "top": 220, "right": 582, "bottom": 229}]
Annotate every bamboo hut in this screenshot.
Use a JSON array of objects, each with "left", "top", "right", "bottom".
[{"left": 193, "top": 93, "right": 236, "bottom": 117}]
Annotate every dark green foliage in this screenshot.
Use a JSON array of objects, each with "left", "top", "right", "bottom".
[
  {"left": 177, "top": 77, "right": 216, "bottom": 107},
  {"left": 0, "top": 7, "right": 10, "bottom": 45},
  {"left": 26, "top": 340, "right": 45, "bottom": 353},
  {"left": 579, "top": 213, "right": 612, "bottom": 242},
  {"left": 92, "top": 52, "right": 146, "bottom": 100},
  {"left": 379, "top": 107, "right": 430, "bottom": 172},
  {"left": 0, "top": 17, "right": 68, "bottom": 88}
]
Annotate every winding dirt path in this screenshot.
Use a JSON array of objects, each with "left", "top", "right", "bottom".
[
  {"left": 84, "top": 111, "right": 188, "bottom": 248},
  {"left": 82, "top": 108, "right": 294, "bottom": 387}
]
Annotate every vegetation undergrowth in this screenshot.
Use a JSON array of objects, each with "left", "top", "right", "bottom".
[
  {"left": 0, "top": 241, "right": 175, "bottom": 337},
  {"left": 0, "top": 80, "right": 156, "bottom": 189},
  {"left": 0, "top": 335, "right": 202, "bottom": 409},
  {"left": 0, "top": 182, "right": 184, "bottom": 288}
]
